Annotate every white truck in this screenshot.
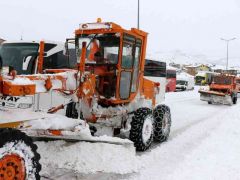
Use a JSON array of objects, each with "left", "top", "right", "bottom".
[{"left": 176, "top": 72, "right": 194, "bottom": 91}]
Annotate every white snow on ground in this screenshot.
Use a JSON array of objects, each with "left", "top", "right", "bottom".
[
  {"left": 37, "top": 86, "right": 240, "bottom": 179},
  {"left": 129, "top": 87, "right": 240, "bottom": 180}
]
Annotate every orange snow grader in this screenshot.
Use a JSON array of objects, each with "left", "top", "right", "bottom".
[
  {"left": 0, "top": 19, "right": 171, "bottom": 179},
  {"left": 199, "top": 74, "right": 240, "bottom": 105}
]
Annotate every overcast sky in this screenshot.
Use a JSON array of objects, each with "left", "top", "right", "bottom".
[{"left": 0, "top": 0, "right": 240, "bottom": 61}]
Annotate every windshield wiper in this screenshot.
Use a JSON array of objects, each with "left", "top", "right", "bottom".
[{"left": 86, "top": 34, "right": 98, "bottom": 49}]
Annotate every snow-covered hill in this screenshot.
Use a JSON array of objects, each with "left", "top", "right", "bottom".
[{"left": 147, "top": 50, "right": 240, "bottom": 68}]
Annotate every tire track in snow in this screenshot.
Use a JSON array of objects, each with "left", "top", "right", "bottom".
[{"left": 130, "top": 106, "right": 232, "bottom": 180}]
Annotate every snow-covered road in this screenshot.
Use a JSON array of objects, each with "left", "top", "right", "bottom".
[
  {"left": 41, "top": 87, "right": 240, "bottom": 180},
  {"left": 131, "top": 88, "right": 240, "bottom": 180}
]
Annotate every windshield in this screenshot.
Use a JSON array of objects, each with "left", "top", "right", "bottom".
[
  {"left": 76, "top": 33, "right": 120, "bottom": 64},
  {"left": 195, "top": 76, "right": 205, "bottom": 82},
  {"left": 177, "top": 80, "right": 187, "bottom": 85},
  {"left": 213, "top": 76, "right": 232, "bottom": 85},
  {"left": 0, "top": 43, "right": 39, "bottom": 74}
]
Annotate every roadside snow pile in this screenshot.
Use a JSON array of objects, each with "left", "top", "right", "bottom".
[{"left": 37, "top": 140, "right": 139, "bottom": 176}]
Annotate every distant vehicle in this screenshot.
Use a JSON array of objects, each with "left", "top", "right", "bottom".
[
  {"left": 144, "top": 59, "right": 166, "bottom": 102},
  {"left": 235, "top": 77, "right": 240, "bottom": 93},
  {"left": 176, "top": 72, "right": 194, "bottom": 91},
  {"left": 195, "top": 71, "right": 218, "bottom": 85},
  {"left": 166, "top": 69, "right": 176, "bottom": 92},
  {"left": 199, "top": 74, "right": 240, "bottom": 105},
  {"left": 0, "top": 41, "right": 77, "bottom": 75}
]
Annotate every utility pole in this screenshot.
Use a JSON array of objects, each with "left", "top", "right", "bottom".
[
  {"left": 220, "top": 38, "right": 236, "bottom": 70},
  {"left": 137, "top": 0, "right": 140, "bottom": 29}
]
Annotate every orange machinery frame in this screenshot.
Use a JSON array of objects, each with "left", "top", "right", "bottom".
[{"left": 75, "top": 22, "right": 157, "bottom": 106}]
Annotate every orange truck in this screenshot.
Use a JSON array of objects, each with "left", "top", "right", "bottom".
[{"left": 199, "top": 74, "right": 239, "bottom": 105}]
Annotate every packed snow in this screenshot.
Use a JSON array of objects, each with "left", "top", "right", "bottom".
[{"left": 38, "top": 86, "right": 240, "bottom": 179}]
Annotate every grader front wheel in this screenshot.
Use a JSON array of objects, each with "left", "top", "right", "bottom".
[
  {"left": 0, "top": 129, "right": 41, "bottom": 180},
  {"left": 129, "top": 108, "right": 154, "bottom": 151}
]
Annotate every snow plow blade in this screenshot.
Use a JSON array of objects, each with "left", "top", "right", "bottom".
[
  {"left": 26, "top": 130, "right": 133, "bottom": 146},
  {"left": 0, "top": 109, "right": 133, "bottom": 146},
  {"left": 199, "top": 90, "right": 232, "bottom": 105}
]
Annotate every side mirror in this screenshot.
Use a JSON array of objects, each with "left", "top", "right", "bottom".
[{"left": 63, "top": 41, "right": 69, "bottom": 56}]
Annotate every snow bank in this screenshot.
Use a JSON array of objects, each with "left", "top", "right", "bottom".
[{"left": 37, "top": 140, "right": 139, "bottom": 176}]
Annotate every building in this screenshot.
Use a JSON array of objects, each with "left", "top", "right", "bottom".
[
  {"left": 211, "top": 65, "right": 239, "bottom": 75},
  {"left": 184, "top": 64, "right": 211, "bottom": 76}
]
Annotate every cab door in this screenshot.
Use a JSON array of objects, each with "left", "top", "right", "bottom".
[{"left": 119, "top": 34, "right": 142, "bottom": 100}]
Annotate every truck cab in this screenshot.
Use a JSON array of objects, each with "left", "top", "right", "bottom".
[{"left": 0, "top": 41, "right": 76, "bottom": 75}]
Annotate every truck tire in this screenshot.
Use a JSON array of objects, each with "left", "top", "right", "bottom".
[
  {"left": 129, "top": 108, "right": 153, "bottom": 151},
  {"left": 0, "top": 128, "right": 41, "bottom": 180},
  {"left": 153, "top": 105, "right": 171, "bottom": 142}
]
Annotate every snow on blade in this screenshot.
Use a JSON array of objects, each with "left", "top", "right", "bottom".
[{"left": 37, "top": 140, "right": 139, "bottom": 176}]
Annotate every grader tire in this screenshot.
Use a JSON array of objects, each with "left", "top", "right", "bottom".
[
  {"left": 0, "top": 128, "right": 41, "bottom": 180},
  {"left": 129, "top": 108, "right": 154, "bottom": 151},
  {"left": 153, "top": 105, "right": 171, "bottom": 142}
]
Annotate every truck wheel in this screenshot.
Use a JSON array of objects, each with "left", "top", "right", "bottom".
[
  {"left": 129, "top": 108, "right": 153, "bottom": 151},
  {"left": 208, "top": 101, "right": 212, "bottom": 104},
  {"left": 153, "top": 105, "right": 171, "bottom": 142},
  {"left": 0, "top": 129, "right": 41, "bottom": 180}
]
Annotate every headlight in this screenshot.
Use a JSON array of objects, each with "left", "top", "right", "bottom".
[{"left": 18, "top": 103, "right": 32, "bottom": 109}]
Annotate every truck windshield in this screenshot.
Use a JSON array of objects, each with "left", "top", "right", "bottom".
[
  {"left": 195, "top": 76, "right": 205, "bottom": 82},
  {"left": 0, "top": 43, "right": 39, "bottom": 74},
  {"left": 213, "top": 76, "right": 232, "bottom": 85},
  {"left": 76, "top": 33, "right": 120, "bottom": 65}
]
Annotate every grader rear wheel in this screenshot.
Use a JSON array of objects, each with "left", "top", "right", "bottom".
[
  {"left": 0, "top": 129, "right": 41, "bottom": 180},
  {"left": 153, "top": 105, "right": 171, "bottom": 142}
]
